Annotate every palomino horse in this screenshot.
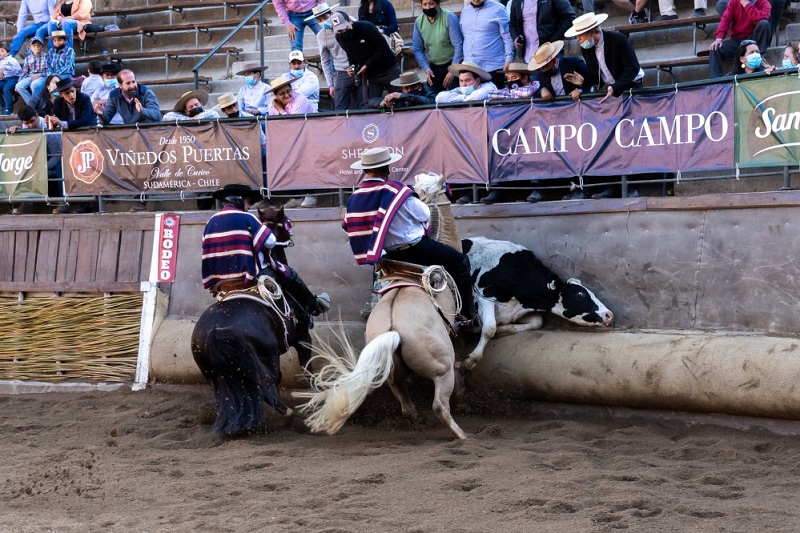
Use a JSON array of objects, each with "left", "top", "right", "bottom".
[
  {"left": 295, "top": 172, "right": 468, "bottom": 440},
  {"left": 191, "top": 204, "right": 312, "bottom": 436}
]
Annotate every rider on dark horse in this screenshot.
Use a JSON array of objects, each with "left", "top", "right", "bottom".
[
  {"left": 201, "top": 183, "right": 329, "bottom": 323},
  {"left": 341, "top": 147, "right": 478, "bottom": 331}
]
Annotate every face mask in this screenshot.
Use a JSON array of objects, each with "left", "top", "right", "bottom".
[
  {"left": 579, "top": 39, "right": 595, "bottom": 50},
  {"left": 782, "top": 58, "right": 794, "bottom": 69},
  {"left": 227, "top": 110, "right": 240, "bottom": 118},
  {"left": 339, "top": 29, "right": 354, "bottom": 40},
  {"left": 188, "top": 106, "right": 204, "bottom": 117},
  {"left": 245, "top": 76, "right": 257, "bottom": 86},
  {"left": 459, "top": 85, "right": 475, "bottom": 96},
  {"left": 104, "top": 78, "right": 118, "bottom": 88},
  {"left": 290, "top": 68, "right": 304, "bottom": 77},
  {"left": 422, "top": 7, "right": 438, "bottom": 17},
  {"left": 506, "top": 81, "right": 520, "bottom": 90},
  {"left": 323, "top": 19, "right": 332, "bottom": 30},
  {"left": 745, "top": 53, "right": 762, "bottom": 69}
]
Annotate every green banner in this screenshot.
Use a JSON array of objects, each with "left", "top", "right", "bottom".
[
  {"left": 0, "top": 132, "right": 49, "bottom": 197},
  {"left": 735, "top": 75, "right": 800, "bottom": 168}
]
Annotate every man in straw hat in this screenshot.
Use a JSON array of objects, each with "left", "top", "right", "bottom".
[
  {"left": 459, "top": 0, "right": 514, "bottom": 88},
  {"left": 308, "top": 1, "right": 357, "bottom": 110},
  {"left": 45, "top": 30, "right": 75, "bottom": 81},
  {"left": 508, "top": 0, "right": 575, "bottom": 64},
  {"left": 285, "top": 50, "right": 320, "bottom": 111},
  {"left": 434, "top": 60, "right": 497, "bottom": 103},
  {"left": 342, "top": 147, "right": 478, "bottom": 331},
  {"left": 202, "top": 183, "right": 330, "bottom": 319},
  {"left": 163, "top": 89, "right": 220, "bottom": 121},
  {"left": 265, "top": 74, "right": 316, "bottom": 115},
  {"left": 527, "top": 40, "right": 588, "bottom": 102},
  {"left": 563, "top": 12, "right": 643, "bottom": 104},
  {"left": 215, "top": 92, "right": 267, "bottom": 167},
  {"left": 234, "top": 61, "right": 270, "bottom": 116},
  {"left": 487, "top": 61, "right": 540, "bottom": 100},
  {"left": 412, "top": 0, "right": 464, "bottom": 93},
  {"left": 367, "top": 69, "right": 435, "bottom": 109},
  {"left": 273, "top": 0, "right": 323, "bottom": 53}
]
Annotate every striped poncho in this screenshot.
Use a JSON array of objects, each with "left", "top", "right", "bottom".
[{"left": 342, "top": 178, "right": 414, "bottom": 265}]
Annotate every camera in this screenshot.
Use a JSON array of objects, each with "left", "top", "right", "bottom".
[{"left": 351, "top": 65, "right": 362, "bottom": 87}]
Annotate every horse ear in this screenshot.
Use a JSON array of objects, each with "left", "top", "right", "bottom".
[{"left": 437, "top": 173, "right": 446, "bottom": 188}]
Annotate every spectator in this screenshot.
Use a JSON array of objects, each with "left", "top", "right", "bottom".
[
  {"left": 716, "top": 0, "right": 784, "bottom": 42},
  {"left": 732, "top": 39, "right": 775, "bottom": 74},
  {"left": 412, "top": 0, "right": 464, "bottom": 93},
  {"left": 781, "top": 41, "right": 800, "bottom": 69},
  {"left": 286, "top": 50, "right": 320, "bottom": 111},
  {"left": 29, "top": 73, "right": 59, "bottom": 116},
  {"left": 266, "top": 74, "right": 316, "bottom": 115},
  {"left": 36, "top": 0, "right": 93, "bottom": 51},
  {"left": 488, "top": 62, "right": 540, "bottom": 100},
  {"left": 80, "top": 60, "right": 103, "bottom": 97},
  {"left": 215, "top": 92, "right": 266, "bottom": 176},
  {"left": 14, "top": 35, "right": 46, "bottom": 105},
  {"left": 708, "top": 0, "right": 771, "bottom": 78},
  {"left": 44, "top": 30, "right": 75, "bottom": 80},
  {"left": 163, "top": 90, "right": 221, "bottom": 121},
  {"left": 609, "top": 0, "right": 650, "bottom": 24},
  {"left": 528, "top": 40, "right": 588, "bottom": 101},
  {"left": 10, "top": 0, "right": 55, "bottom": 57},
  {"left": 366, "top": 69, "right": 435, "bottom": 108},
  {"left": 48, "top": 75, "right": 96, "bottom": 130},
  {"left": 434, "top": 61, "right": 497, "bottom": 103},
  {"left": 508, "top": 0, "right": 575, "bottom": 63},
  {"left": 8, "top": 105, "right": 63, "bottom": 214},
  {"left": 274, "top": 0, "right": 323, "bottom": 52},
  {"left": 459, "top": 0, "right": 514, "bottom": 88},
  {"left": 100, "top": 69, "right": 161, "bottom": 124},
  {"left": 90, "top": 62, "right": 122, "bottom": 124},
  {"left": 331, "top": 11, "right": 401, "bottom": 106},
  {"left": 358, "top": 0, "right": 399, "bottom": 36},
  {"left": 309, "top": 2, "right": 358, "bottom": 110},
  {"left": 563, "top": 12, "right": 644, "bottom": 104},
  {"left": 0, "top": 42, "right": 23, "bottom": 115},
  {"left": 657, "top": 0, "right": 707, "bottom": 20},
  {"left": 235, "top": 61, "right": 271, "bottom": 116}
]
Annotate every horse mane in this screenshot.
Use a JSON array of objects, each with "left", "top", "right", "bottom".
[{"left": 412, "top": 172, "right": 462, "bottom": 253}]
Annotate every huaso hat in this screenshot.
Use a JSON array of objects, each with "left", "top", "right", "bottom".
[
  {"left": 564, "top": 12, "right": 608, "bottom": 38},
  {"left": 264, "top": 74, "right": 300, "bottom": 94},
  {"left": 446, "top": 61, "right": 491, "bottom": 82},
  {"left": 50, "top": 30, "right": 67, "bottom": 39},
  {"left": 173, "top": 89, "right": 209, "bottom": 113},
  {"left": 215, "top": 92, "right": 238, "bottom": 109},
  {"left": 350, "top": 147, "right": 403, "bottom": 170},
  {"left": 503, "top": 62, "right": 533, "bottom": 74},
  {"left": 305, "top": 2, "right": 340, "bottom": 21},
  {"left": 391, "top": 70, "right": 425, "bottom": 87},
  {"left": 212, "top": 183, "right": 262, "bottom": 201},
  {"left": 527, "top": 41, "right": 565, "bottom": 71},
  {"left": 234, "top": 61, "right": 268, "bottom": 76},
  {"left": 52, "top": 76, "right": 84, "bottom": 94}
]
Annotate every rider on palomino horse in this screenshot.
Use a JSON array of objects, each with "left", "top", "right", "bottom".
[
  {"left": 201, "top": 183, "right": 329, "bottom": 322},
  {"left": 341, "top": 147, "right": 478, "bottom": 332}
]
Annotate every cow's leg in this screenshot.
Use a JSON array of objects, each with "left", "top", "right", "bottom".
[
  {"left": 463, "top": 297, "right": 497, "bottom": 371},
  {"left": 494, "top": 313, "right": 544, "bottom": 337},
  {"left": 431, "top": 369, "right": 467, "bottom": 440}
]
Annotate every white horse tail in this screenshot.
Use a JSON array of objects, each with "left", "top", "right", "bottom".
[{"left": 295, "top": 331, "right": 400, "bottom": 435}]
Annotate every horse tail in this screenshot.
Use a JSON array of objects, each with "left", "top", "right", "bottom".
[
  {"left": 295, "top": 331, "right": 400, "bottom": 435},
  {"left": 202, "top": 327, "right": 277, "bottom": 435}
]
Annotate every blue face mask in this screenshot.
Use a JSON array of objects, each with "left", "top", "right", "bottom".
[
  {"left": 323, "top": 19, "right": 332, "bottom": 30},
  {"left": 245, "top": 75, "right": 257, "bottom": 86},
  {"left": 290, "top": 68, "right": 304, "bottom": 77},
  {"left": 579, "top": 39, "right": 595, "bottom": 50},
  {"left": 104, "top": 78, "right": 118, "bottom": 88},
  {"left": 745, "top": 52, "right": 762, "bottom": 69},
  {"left": 783, "top": 58, "right": 795, "bottom": 69},
  {"left": 459, "top": 85, "right": 475, "bottom": 96}
]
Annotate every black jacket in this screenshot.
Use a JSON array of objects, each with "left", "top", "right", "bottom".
[
  {"left": 53, "top": 91, "right": 98, "bottom": 130},
  {"left": 336, "top": 21, "right": 398, "bottom": 77},
  {"left": 532, "top": 56, "right": 589, "bottom": 97},
  {"left": 366, "top": 84, "right": 436, "bottom": 109},
  {"left": 509, "top": 0, "right": 576, "bottom": 47},
  {"left": 579, "top": 30, "right": 642, "bottom": 97}
]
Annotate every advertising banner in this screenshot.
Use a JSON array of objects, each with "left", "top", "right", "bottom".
[
  {"left": 735, "top": 75, "right": 800, "bottom": 167},
  {"left": 266, "top": 106, "right": 488, "bottom": 190},
  {"left": 156, "top": 214, "right": 180, "bottom": 283},
  {"left": 0, "top": 132, "right": 49, "bottom": 197},
  {"left": 61, "top": 122, "right": 262, "bottom": 195},
  {"left": 488, "top": 84, "right": 734, "bottom": 182}
]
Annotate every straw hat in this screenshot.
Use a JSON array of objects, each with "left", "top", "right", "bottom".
[
  {"left": 391, "top": 70, "right": 425, "bottom": 88},
  {"left": 446, "top": 61, "right": 491, "bottom": 82},
  {"left": 234, "top": 61, "right": 268, "bottom": 76},
  {"left": 215, "top": 92, "right": 238, "bottom": 110},
  {"left": 212, "top": 184, "right": 261, "bottom": 201},
  {"left": 350, "top": 147, "right": 403, "bottom": 170},
  {"left": 51, "top": 30, "right": 67, "bottom": 39},
  {"left": 264, "top": 74, "right": 300, "bottom": 94},
  {"left": 503, "top": 62, "right": 533, "bottom": 74},
  {"left": 564, "top": 12, "right": 608, "bottom": 38},
  {"left": 173, "top": 90, "right": 208, "bottom": 113},
  {"left": 305, "top": 1, "right": 340, "bottom": 21},
  {"left": 527, "top": 41, "right": 565, "bottom": 71}
]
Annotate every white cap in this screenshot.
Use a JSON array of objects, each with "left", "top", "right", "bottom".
[{"left": 289, "top": 50, "right": 304, "bottom": 62}]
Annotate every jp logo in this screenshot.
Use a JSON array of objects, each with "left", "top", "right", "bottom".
[
  {"left": 70, "top": 140, "right": 104, "bottom": 184},
  {"left": 361, "top": 123, "right": 380, "bottom": 144}
]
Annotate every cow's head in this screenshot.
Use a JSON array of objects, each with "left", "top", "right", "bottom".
[{"left": 551, "top": 278, "right": 614, "bottom": 327}]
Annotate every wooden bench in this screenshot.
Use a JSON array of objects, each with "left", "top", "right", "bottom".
[
  {"left": 640, "top": 55, "right": 710, "bottom": 84},
  {"left": 94, "top": 0, "right": 264, "bottom": 26},
  {"left": 77, "top": 46, "right": 243, "bottom": 78},
  {"left": 612, "top": 14, "right": 721, "bottom": 56},
  {"left": 140, "top": 75, "right": 212, "bottom": 89},
  {"left": 1, "top": 14, "right": 16, "bottom": 40}
]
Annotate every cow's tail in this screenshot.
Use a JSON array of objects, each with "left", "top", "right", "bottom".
[{"left": 294, "top": 331, "right": 399, "bottom": 435}]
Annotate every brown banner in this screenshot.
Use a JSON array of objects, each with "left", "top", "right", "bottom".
[
  {"left": 0, "top": 132, "right": 49, "bottom": 197},
  {"left": 62, "top": 122, "right": 262, "bottom": 195},
  {"left": 266, "top": 107, "right": 488, "bottom": 190}
]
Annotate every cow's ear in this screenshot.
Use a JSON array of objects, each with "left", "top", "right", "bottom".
[{"left": 547, "top": 280, "right": 557, "bottom": 291}]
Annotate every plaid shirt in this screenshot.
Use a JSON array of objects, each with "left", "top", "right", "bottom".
[
  {"left": 488, "top": 81, "right": 540, "bottom": 100},
  {"left": 20, "top": 51, "right": 47, "bottom": 79},
  {"left": 46, "top": 47, "right": 75, "bottom": 78}
]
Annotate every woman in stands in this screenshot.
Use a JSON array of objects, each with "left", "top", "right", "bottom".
[
  {"left": 29, "top": 74, "right": 60, "bottom": 117},
  {"left": 36, "top": 0, "right": 93, "bottom": 51},
  {"left": 358, "top": 0, "right": 399, "bottom": 37},
  {"left": 781, "top": 42, "right": 800, "bottom": 70},
  {"left": 733, "top": 40, "right": 775, "bottom": 75}
]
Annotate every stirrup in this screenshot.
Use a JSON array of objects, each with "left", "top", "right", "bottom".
[{"left": 314, "top": 292, "right": 331, "bottom": 315}]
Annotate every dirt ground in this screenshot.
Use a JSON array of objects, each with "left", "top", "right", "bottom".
[{"left": 3, "top": 384, "right": 800, "bottom": 532}]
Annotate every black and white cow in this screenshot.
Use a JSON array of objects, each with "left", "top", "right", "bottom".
[{"left": 461, "top": 237, "right": 614, "bottom": 371}]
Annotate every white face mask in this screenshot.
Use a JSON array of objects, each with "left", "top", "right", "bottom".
[{"left": 459, "top": 85, "right": 475, "bottom": 96}]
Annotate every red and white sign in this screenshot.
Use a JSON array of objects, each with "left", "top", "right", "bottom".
[{"left": 157, "top": 214, "right": 181, "bottom": 283}]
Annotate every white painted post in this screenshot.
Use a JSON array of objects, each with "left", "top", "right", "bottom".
[{"left": 133, "top": 214, "right": 162, "bottom": 391}]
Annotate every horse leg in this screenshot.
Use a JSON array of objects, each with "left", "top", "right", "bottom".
[
  {"left": 463, "top": 297, "right": 497, "bottom": 372},
  {"left": 386, "top": 352, "right": 419, "bottom": 421},
  {"left": 432, "top": 369, "right": 467, "bottom": 440}
]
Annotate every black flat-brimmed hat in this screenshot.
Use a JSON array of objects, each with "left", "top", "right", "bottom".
[
  {"left": 52, "top": 76, "right": 84, "bottom": 94},
  {"left": 212, "top": 184, "right": 262, "bottom": 201}
]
